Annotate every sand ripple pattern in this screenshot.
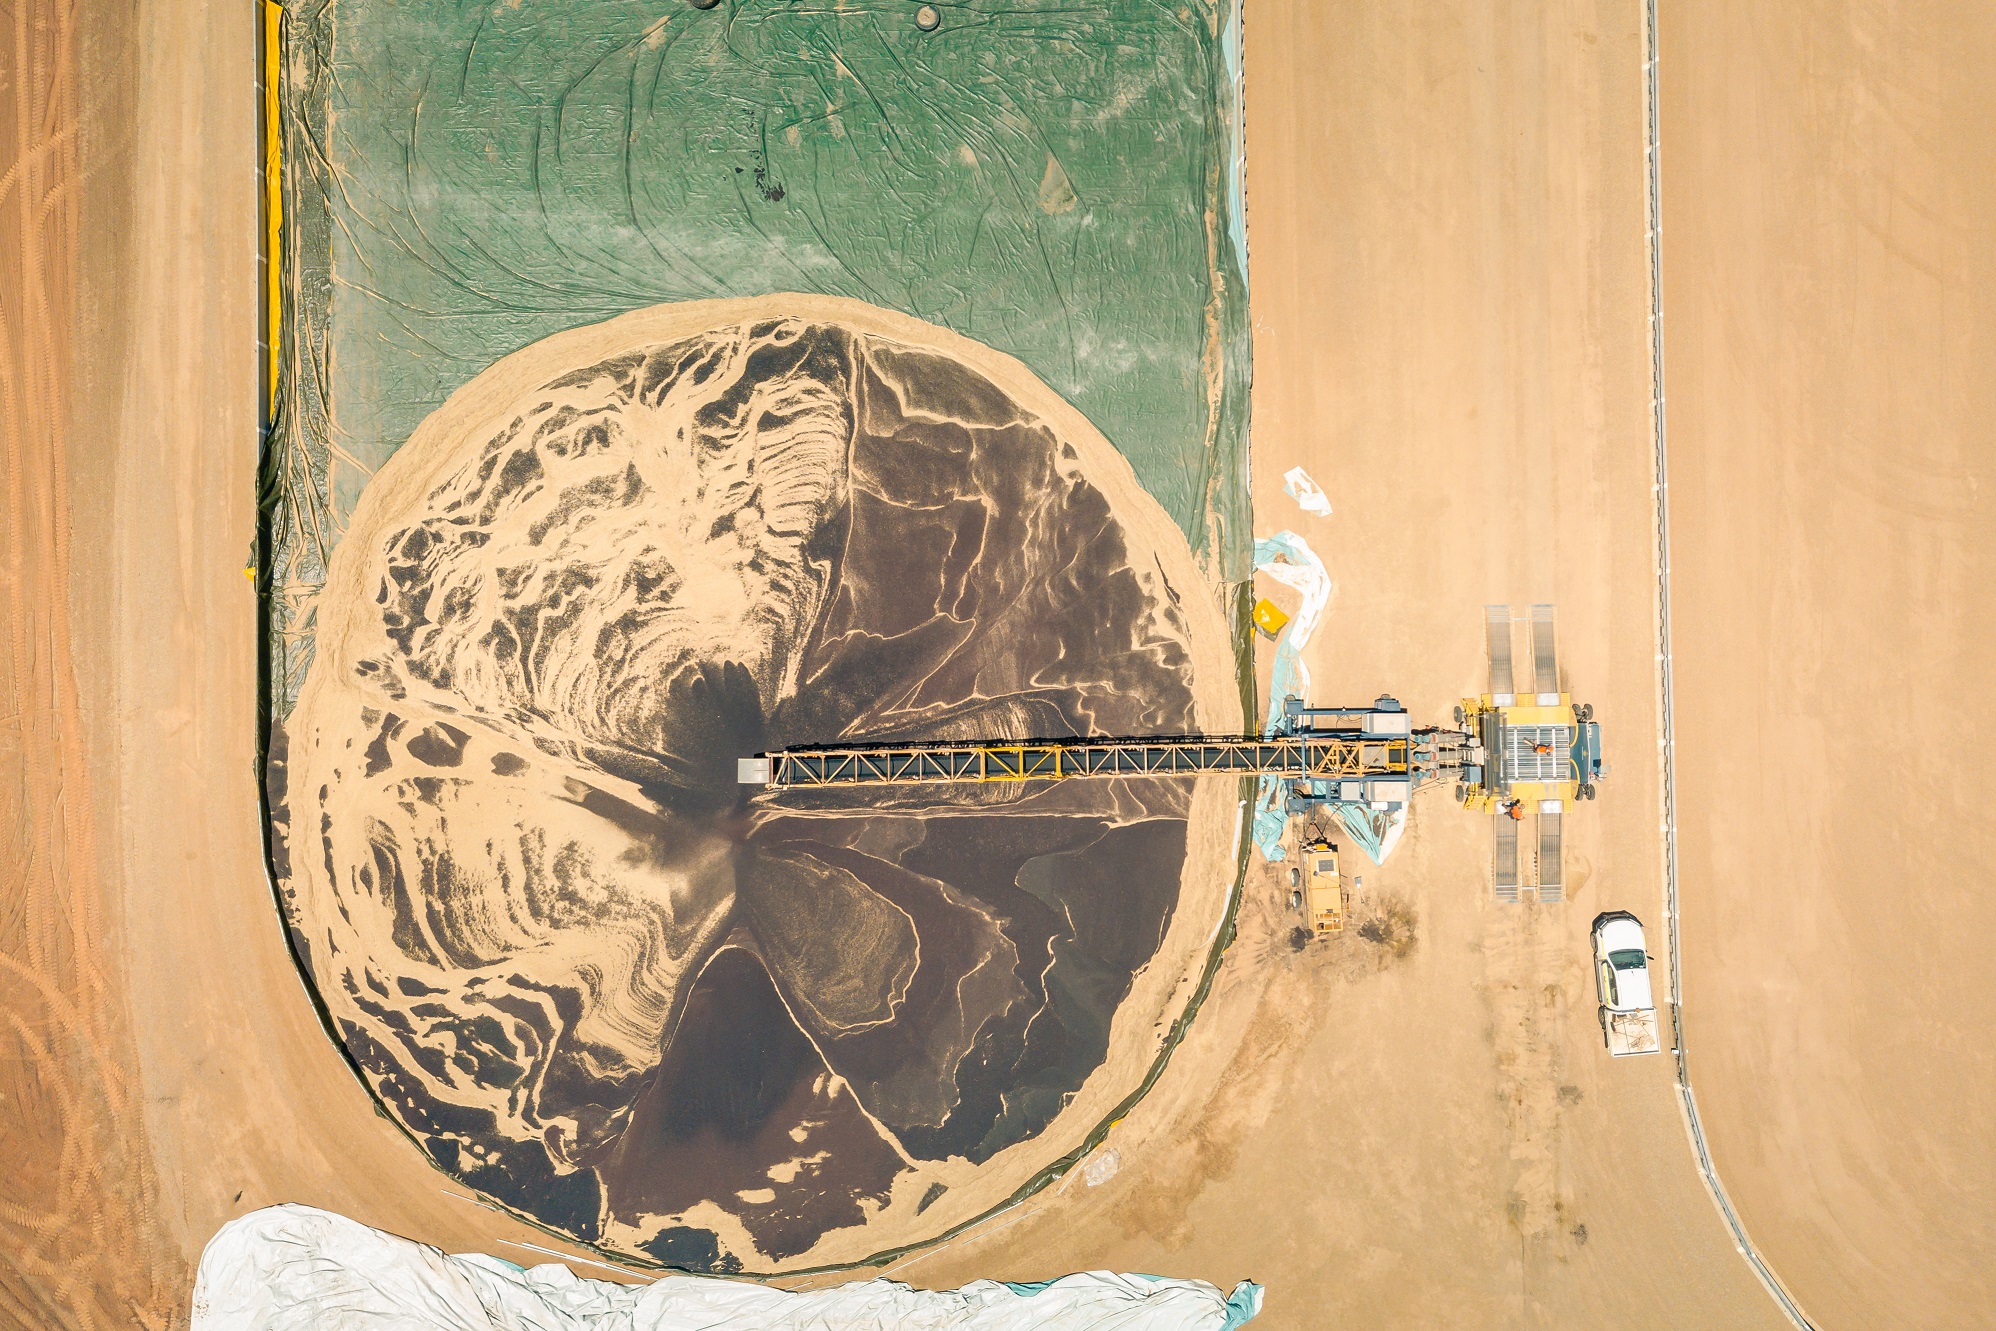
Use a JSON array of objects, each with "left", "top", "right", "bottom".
[
  {"left": 1, "top": 0, "right": 175, "bottom": 1323},
  {"left": 274, "top": 306, "right": 1236, "bottom": 1271}
]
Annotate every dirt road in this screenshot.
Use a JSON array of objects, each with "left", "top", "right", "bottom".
[{"left": 1663, "top": 5, "right": 1996, "bottom": 1328}]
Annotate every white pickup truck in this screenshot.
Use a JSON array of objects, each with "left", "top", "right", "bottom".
[{"left": 1592, "top": 913, "right": 1660, "bottom": 1057}]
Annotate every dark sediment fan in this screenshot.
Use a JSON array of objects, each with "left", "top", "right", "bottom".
[{"left": 273, "top": 305, "right": 1233, "bottom": 1269}]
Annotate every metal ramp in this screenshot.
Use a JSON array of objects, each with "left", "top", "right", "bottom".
[
  {"left": 1530, "top": 603, "right": 1558, "bottom": 697},
  {"left": 1485, "top": 605, "right": 1515, "bottom": 697},
  {"left": 1536, "top": 804, "right": 1564, "bottom": 904},
  {"left": 1493, "top": 818, "right": 1520, "bottom": 903}
]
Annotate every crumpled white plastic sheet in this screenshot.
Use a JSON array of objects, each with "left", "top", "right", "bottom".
[
  {"left": 192, "top": 1205, "right": 1263, "bottom": 1331},
  {"left": 1250, "top": 530, "right": 1406, "bottom": 867},
  {"left": 1280, "top": 467, "right": 1332, "bottom": 517},
  {"left": 1250, "top": 531, "right": 1327, "bottom": 861}
]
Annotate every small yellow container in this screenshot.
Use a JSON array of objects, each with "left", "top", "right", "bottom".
[{"left": 1251, "top": 597, "right": 1290, "bottom": 638}]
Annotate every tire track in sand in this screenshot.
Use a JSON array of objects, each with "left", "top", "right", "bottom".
[{"left": 1, "top": 1, "right": 173, "bottom": 1323}]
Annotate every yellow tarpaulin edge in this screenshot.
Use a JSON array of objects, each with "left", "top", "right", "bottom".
[{"left": 264, "top": 0, "right": 282, "bottom": 415}]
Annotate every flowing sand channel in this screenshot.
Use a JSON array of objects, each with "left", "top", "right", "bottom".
[{"left": 271, "top": 296, "right": 1245, "bottom": 1272}]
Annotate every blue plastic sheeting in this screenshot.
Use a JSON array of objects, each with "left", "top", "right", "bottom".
[
  {"left": 1332, "top": 800, "right": 1405, "bottom": 865},
  {"left": 1219, "top": 1282, "right": 1265, "bottom": 1330},
  {"left": 1252, "top": 532, "right": 1326, "bottom": 737},
  {"left": 1250, "top": 531, "right": 1406, "bottom": 866}
]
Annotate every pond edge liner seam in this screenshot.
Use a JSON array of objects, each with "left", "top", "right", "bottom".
[
  {"left": 1642, "top": 4, "right": 1816, "bottom": 1328},
  {"left": 252, "top": 0, "right": 495, "bottom": 1253}
]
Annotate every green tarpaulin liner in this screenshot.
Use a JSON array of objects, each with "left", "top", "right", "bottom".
[{"left": 265, "top": 0, "right": 1251, "bottom": 714}]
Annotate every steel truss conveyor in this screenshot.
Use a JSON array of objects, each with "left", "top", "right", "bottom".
[
  {"left": 738, "top": 697, "right": 1467, "bottom": 809},
  {"left": 742, "top": 733, "right": 1413, "bottom": 790}
]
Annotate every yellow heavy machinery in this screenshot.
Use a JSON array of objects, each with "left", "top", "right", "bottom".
[
  {"left": 1298, "top": 833, "right": 1346, "bottom": 937},
  {"left": 739, "top": 603, "right": 1603, "bottom": 912},
  {"left": 1454, "top": 605, "right": 1605, "bottom": 903}
]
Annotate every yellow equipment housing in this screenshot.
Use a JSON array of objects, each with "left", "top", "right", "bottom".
[
  {"left": 1455, "top": 692, "right": 1602, "bottom": 812},
  {"left": 1301, "top": 837, "right": 1346, "bottom": 937}
]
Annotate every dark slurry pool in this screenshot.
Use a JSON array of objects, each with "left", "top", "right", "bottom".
[{"left": 271, "top": 309, "right": 1238, "bottom": 1269}]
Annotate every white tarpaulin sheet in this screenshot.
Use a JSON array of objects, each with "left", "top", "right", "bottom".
[
  {"left": 193, "top": 1206, "right": 1263, "bottom": 1331},
  {"left": 1249, "top": 529, "right": 1405, "bottom": 868},
  {"left": 1279, "top": 467, "right": 1332, "bottom": 517}
]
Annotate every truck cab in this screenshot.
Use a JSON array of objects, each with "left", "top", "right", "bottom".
[{"left": 1591, "top": 912, "right": 1660, "bottom": 1056}]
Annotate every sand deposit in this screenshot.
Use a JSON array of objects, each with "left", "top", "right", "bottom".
[
  {"left": 1664, "top": 5, "right": 1996, "bottom": 1326},
  {"left": 275, "top": 299, "right": 1244, "bottom": 1270},
  {"left": 0, "top": 4, "right": 174, "bottom": 1325}
]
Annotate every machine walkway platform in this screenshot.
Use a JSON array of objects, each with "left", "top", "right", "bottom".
[{"left": 742, "top": 734, "right": 1414, "bottom": 790}]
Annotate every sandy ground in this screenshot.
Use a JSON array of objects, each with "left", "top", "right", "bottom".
[
  {"left": 48, "top": 0, "right": 644, "bottom": 1311},
  {"left": 6, "top": 0, "right": 1982, "bottom": 1326},
  {"left": 1663, "top": 5, "right": 1996, "bottom": 1329},
  {"left": 1, "top": 2, "right": 175, "bottom": 1325}
]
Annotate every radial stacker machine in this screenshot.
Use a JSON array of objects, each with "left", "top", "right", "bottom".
[
  {"left": 739, "top": 695, "right": 1465, "bottom": 812},
  {"left": 739, "top": 605, "right": 1604, "bottom": 907},
  {"left": 1453, "top": 605, "right": 1605, "bottom": 904}
]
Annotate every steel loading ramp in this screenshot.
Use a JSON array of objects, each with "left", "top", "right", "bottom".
[
  {"left": 1493, "top": 818, "right": 1521, "bottom": 903},
  {"left": 1485, "top": 604, "right": 1515, "bottom": 697},
  {"left": 1531, "top": 602, "right": 1559, "bottom": 695},
  {"left": 1537, "top": 803, "right": 1564, "bottom": 904}
]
